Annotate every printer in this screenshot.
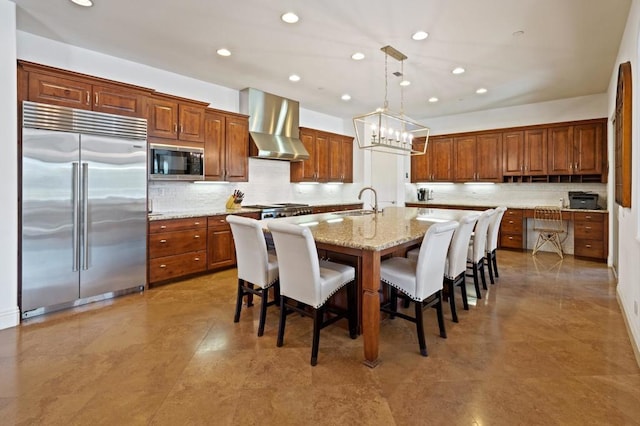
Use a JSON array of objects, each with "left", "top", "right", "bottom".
[{"left": 568, "top": 191, "right": 599, "bottom": 209}]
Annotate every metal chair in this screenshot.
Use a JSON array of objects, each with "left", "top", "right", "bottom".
[
  {"left": 532, "top": 206, "right": 565, "bottom": 259},
  {"left": 268, "top": 221, "right": 357, "bottom": 366},
  {"left": 226, "top": 215, "right": 279, "bottom": 337}
]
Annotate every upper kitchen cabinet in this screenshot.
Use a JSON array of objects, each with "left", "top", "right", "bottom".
[
  {"left": 329, "top": 134, "right": 354, "bottom": 183},
  {"left": 411, "top": 136, "right": 454, "bottom": 182},
  {"left": 203, "top": 109, "right": 249, "bottom": 182},
  {"left": 453, "top": 133, "right": 502, "bottom": 182},
  {"left": 547, "top": 120, "right": 605, "bottom": 180},
  {"left": 502, "top": 129, "right": 547, "bottom": 177},
  {"left": 19, "top": 61, "right": 151, "bottom": 117},
  {"left": 291, "top": 127, "right": 330, "bottom": 183},
  {"left": 147, "top": 94, "right": 208, "bottom": 142}
]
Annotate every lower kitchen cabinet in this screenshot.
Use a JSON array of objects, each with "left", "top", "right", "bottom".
[
  {"left": 148, "top": 217, "right": 207, "bottom": 284},
  {"left": 573, "top": 211, "right": 608, "bottom": 260},
  {"left": 500, "top": 208, "right": 524, "bottom": 249},
  {"left": 207, "top": 215, "right": 236, "bottom": 270}
]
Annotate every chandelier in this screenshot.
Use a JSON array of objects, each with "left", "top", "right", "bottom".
[{"left": 353, "top": 45, "right": 429, "bottom": 155}]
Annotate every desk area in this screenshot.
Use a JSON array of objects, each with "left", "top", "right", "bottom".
[{"left": 259, "top": 206, "right": 472, "bottom": 367}]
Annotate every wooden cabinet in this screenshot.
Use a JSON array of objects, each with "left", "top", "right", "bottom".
[
  {"left": 573, "top": 211, "right": 608, "bottom": 260},
  {"left": 500, "top": 209, "right": 524, "bottom": 249},
  {"left": 503, "top": 130, "right": 547, "bottom": 176},
  {"left": 292, "top": 128, "right": 353, "bottom": 183},
  {"left": 21, "top": 62, "right": 149, "bottom": 117},
  {"left": 208, "top": 212, "right": 260, "bottom": 271},
  {"left": 453, "top": 133, "right": 502, "bottom": 182},
  {"left": 411, "top": 136, "right": 454, "bottom": 182},
  {"left": 329, "top": 135, "right": 354, "bottom": 183},
  {"left": 148, "top": 94, "right": 207, "bottom": 142},
  {"left": 548, "top": 122, "right": 604, "bottom": 176},
  {"left": 148, "top": 217, "right": 207, "bottom": 284},
  {"left": 204, "top": 110, "right": 249, "bottom": 182}
]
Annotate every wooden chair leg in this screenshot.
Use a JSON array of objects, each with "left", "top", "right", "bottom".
[
  {"left": 447, "top": 281, "right": 458, "bottom": 323},
  {"left": 436, "top": 290, "right": 447, "bottom": 338},
  {"left": 311, "top": 307, "right": 324, "bottom": 366},
  {"left": 257, "top": 287, "right": 269, "bottom": 337},
  {"left": 473, "top": 264, "right": 482, "bottom": 299},
  {"left": 276, "top": 296, "right": 287, "bottom": 347},
  {"left": 414, "top": 300, "right": 427, "bottom": 357},
  {"left": 487, "top": 252, "right": 495, "bottom": 284},
  {"left": 389, "top": 286, "right": 398, "bottom": 319},
  {"left": 347, "top": 281, "right": 357, "bottom": 339},
  {"left": 234, "top": 279, "right": 244, "bottom": 323},
  {"left": 246, "top": 283, "right": 254, "bottom": 307},
  {"left": 492, "top": 250, "right": 500, "bottom": 278},
  {"left": 480, "top": 260, "right": 488, "bottom": 290},
  {"left": 460, "top": 276, "right": 469, "bottom": 310}
]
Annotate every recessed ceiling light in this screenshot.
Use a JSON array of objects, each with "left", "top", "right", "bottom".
[
  {"left": 452, "top": 67, "right": 465, "bottom": 75},
  {"left": 289, "top": 74, "right": 301, "bottom": 82},
  {"left": 281, "top": 12, "right": 299, "bottom": 24},
  {"left": 400, "top": 80, "right": 411, "bottom": 87},
  {"left": 70, "top": 0, "right": 93, "bottom": 6},
  {"left": 476, "top": 87, "right": 488, "bottom": 94},
  {"left": 428, "top": 97, "right": 439, "bottom": 103},
  {"left": 341, "top": 94, "right": 351, "bottom": 101},
  {"left": 351, "top": 52, "right": 365, "bottom": 61},
  {"left": 216, "top": 48, "right": 231, "bottom": 57},
  {"left": 412, "top": 31, "right": 429, "bottom": 41}
]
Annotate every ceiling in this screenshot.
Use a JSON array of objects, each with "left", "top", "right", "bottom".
[{"left": 13, "top": 0, "right": 631, "bottom": 121}]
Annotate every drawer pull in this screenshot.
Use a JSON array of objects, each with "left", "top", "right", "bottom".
[
  {"left": 194, "top": 257, "right": 200, "bottom": 261},
  {"left": 508, "top": 236, "right": 513, "bottom": 240},
  {"left": 585, "top": 244, "right": 592, "bottom": 248},
  {"left": 160, "top": 264, "right": 167, "bottom": 268},
  {"left": 194, "top": 235, "right": 200, "bottom": 239},
  {"left": 159, "top": 239, "right": 167, "bottom": 243},
  {"left": 585, "top": 215, "right": 591, "bottom": 219},
  {"left": 160, "top": 225, "right": 167, "bottom": 229},
  {"left": 509, "top": 220, "right": 514, "bottom": 224},
  {"left": 194, "top": 222, "right": 201, "bottom": 225},
  {"left": 585, "top": 226, "right": 592, "bottom": 230}
]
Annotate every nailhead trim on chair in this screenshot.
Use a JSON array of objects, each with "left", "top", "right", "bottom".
[
  {"left": 381, "top": 278, "right": 423, "bottom": 302},
  {"left": 311, "top": 278, "right": 353, "bottom": 309}
]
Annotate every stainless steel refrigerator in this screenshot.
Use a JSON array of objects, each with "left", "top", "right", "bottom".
[{"left": 21, "top": 101, "right": 148, "bottom": 318}]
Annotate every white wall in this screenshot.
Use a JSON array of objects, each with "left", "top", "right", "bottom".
[
  {"left": 0, "top": 0, "right": 19, "bottom": 329},
  {"left": 608, "top": 0, "right": 640, "bottom": 358}
]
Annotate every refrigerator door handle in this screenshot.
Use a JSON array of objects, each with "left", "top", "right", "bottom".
[
  {"left": 72, "top": 162, "right": 80, "bottom": 272},
  {"left": 82, "top": 162, "right": 89, "bottom": 271}
]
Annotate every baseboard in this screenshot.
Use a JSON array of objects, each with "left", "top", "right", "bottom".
[
  {"left": 617, "top": 291, "right": 640, "bottom": 368},
  {"left": 0, "top": 306, "right": 20, "bottom": 330}
]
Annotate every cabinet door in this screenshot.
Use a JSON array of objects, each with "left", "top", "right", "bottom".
[
  {"left": 502, "top": 131, "right": 524, "bottom": 176},
  {"left": 225, "top": 116, "right": 249, "bottom": 182},
  {"left": 207, "top": 228, "right": 236, "bottom": 270},
  {"left": 430, "top": 137, "right": 454, "bottom": 181},
  {"left": 204, "top": 112, "right": 225, "bottom": 180},
  {"left": 315, "top": 132, "right": 330, "bottom": 182},
  {"left": 148, "top": 98, "right": 178, "bottom": 139},
  {"left": 476, "top": 133, "right": 502, "bottom": 182},
  {"left": 524, "top": 129, "right": 548, "bottom": 175},
  {"left": 28, "top": 72, "right": 91, "bottom": 110},
  {"left": 547, "top": 126, "right": 573, "bottom": 175},
  {"left": 573, "top": 122, "right": 603, "bottom": 175},
  {"left": 453, "top": 136, "right": 476, "bottom": 182},
  {"left": 411, "top": 137, "right": 431, "bottom": 181},
  {"left": 179, "top": 105, "right": 205, "bottom": 142},
  {"left": 294, "top": 130, "right": 317, "bottom": 181},
  {"left": 341, "top": 137, "right": 354, "bottom": 183},
  {"left": 328, "top": 135, "right": 343, "bottom": 182},
  {"left": 92, "top": 84, "right": 144, "bottom": 117}
]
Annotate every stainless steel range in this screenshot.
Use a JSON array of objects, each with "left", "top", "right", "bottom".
[{"left": 243, "top": 203, "right": 313, "bottom": 219}]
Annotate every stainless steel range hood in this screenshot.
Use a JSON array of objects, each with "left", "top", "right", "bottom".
[{"left": 239, "top": 88, "right": 309, "bottom": 161}]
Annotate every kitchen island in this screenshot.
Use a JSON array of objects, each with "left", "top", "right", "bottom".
[{"left": 259, "top": 206, "right": 472, "bottom": 367}]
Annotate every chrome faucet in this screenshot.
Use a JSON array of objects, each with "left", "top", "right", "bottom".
[{"left": 358, "top": 186, "right": 379, "bottom": 213}]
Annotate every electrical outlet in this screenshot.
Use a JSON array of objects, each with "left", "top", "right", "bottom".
[{"left": 634, "top": 300, "right": 638, "bottom": 316}]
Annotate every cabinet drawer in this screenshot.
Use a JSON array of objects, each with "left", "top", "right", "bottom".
[
  {"left": 574, "top": 221, "right": 604, "bottom": 239},
  {"left": 500, "top": 233, "right": 523, "bottom": 249},
  {"left": 573, "top": 212, "right": 604, "bottom": 222},
  {"left": 574, "top": 240, "right": 604, "bottom": 259},
  {"left": 503, "top": 209, "right": 524, "bottom": 220},
  {"left": 501, "top": 217, "right": 523, "bottom": 233},
  {"left": 149, "top": 229, "right": 206, "bottom": 258},
  {"left": 149, "top": 217, "right": 206, "bottom": 233},
  {"left": 149, "top": 250, "right": 207, "bottom": 283},
  {"left": 208, "top": 214, "right": 231, "bottom": 230}
]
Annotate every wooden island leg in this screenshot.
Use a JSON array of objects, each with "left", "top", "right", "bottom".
[{"left": 361, "top": 250, "right": 381, "bottom": 368}]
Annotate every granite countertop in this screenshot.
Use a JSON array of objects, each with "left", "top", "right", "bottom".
[
  {"left": 148, "top": 201, "right": 364, "bottom": 221},
  {"left": 258, "top": 206, "right": 470, "bottom": 251},
  {"left": 405, "top": 201, "right": 606, "bottom": 214}
]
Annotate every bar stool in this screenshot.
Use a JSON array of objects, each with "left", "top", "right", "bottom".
[
  {"left": 268, "top": 221, "right": 357, "bottom": 366},
  {"left": 467, "top": 209, "right": 495, "bottom": 299},
  {"left": 486, "top": 206, "right": 507, "bottom": 284},
  {"left": 226, "top": 215, "right": 279, "bottom": 337},
  {"left": 380, "top": 221, "right": 458, "bottom": 356}
]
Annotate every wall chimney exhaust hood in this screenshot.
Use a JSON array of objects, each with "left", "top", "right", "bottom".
[{"left": 239, "top": 88, "right": 309, "bottom": 161}]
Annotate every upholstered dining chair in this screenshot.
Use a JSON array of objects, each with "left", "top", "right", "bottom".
[
  {"left": 467, "top": 209, "right": 495, "bottom": 299},
  {"left": 226, "top": 215, "right": 279, "bottom": 337},
  {"left": 268, "top": 221, "right": 357, "bottom": 366},
  {"left": 486, "top": 206, "right": 507, "bottom": 284},
  {"left": 406, "top": 213, "right": 479, "bottom": 323},
  {"left": 380, "top": 221, "right": 458, "bottom": 356}
]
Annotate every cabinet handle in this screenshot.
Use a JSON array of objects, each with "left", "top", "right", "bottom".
[
  {"left": 86, "top": 91, "right": 90, "bottom": 104},
  {"left": 585, "top": 244, "right": 592, "bottom": 248},
  {"left": 585, "top": 215, "right": 591, "bottom": 219},
  {"left": 160, "top": 264, "right": 167, "bottom": 268},
  {"left": 159, "top": 239, "right": 167, "bottom": 243},
  {"left": 194, "top": 235, "right": 200, "bottom": 239},
  {"left": 194, "top": 221, "right": 200, "bottom": 225},
  {"left": 94, "top": 92, "right": 98, "bottom": 106},
  {"left": 508, "top": 236, "right": 513, "bottom": 240},
  {"left": 585, "top": 226, "right": 592, "bottom": 230},
  {"left": 180, "top": 124, "right": 184, "bottom": 133},
  {"left": 509, "top": 220, "right": 514, "bottom": 224},
  {"left": 194, "top": 257, "right": 200, "bottom": 261},
  {"left": 160, "top": 225, "right": 167, "bottom": 229},
  {"left": 174, "top": 123, "right": 178, "bottom": 133}
]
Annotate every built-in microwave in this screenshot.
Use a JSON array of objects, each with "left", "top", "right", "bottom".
[{"left": 149, "top": 143, "right": 204, "bottom": 181}]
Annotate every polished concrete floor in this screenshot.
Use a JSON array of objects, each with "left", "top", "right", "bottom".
[{"left": 1, "top": 250, "right": 639, "bottom": 425}]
